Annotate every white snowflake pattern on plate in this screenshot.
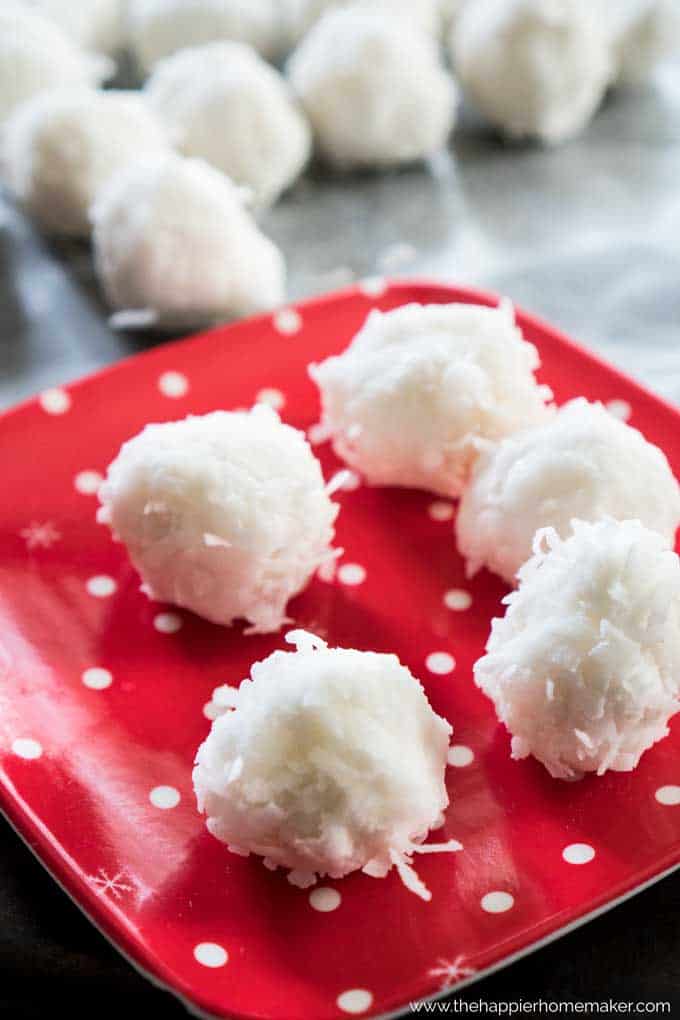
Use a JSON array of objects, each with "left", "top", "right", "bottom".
[
  {"left": 89, "top": 868, "right": 134, "bottom": 900},
  {"left": 20, "top": 521, "right": 61, "bottom": 550},
  {"left": 428, "top": 955, "right": 476, "bottom": 989}
]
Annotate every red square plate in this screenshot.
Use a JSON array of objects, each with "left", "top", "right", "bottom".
[{"left": 1, "top": 280, "right": 679, "bottom": 1020}]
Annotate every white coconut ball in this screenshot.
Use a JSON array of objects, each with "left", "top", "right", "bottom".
[
  {"left": 475, "top": 519, "right": 680, "bottom": 780},
  {"left": 284, "top": 0, "right": 442, "bottom": 48},
  {"left": 2, "top": 90, "right": 170, "bottom": 238},
  {"left": 194, "top": 629, "right": 461, "bottom": 896},
  {"left": 287, "top": 6, "right": 457, "bottom": 169},
  {"left": 145, "top": 42, "right": 311, "bottom": 208},
  {"left": 607, "top": 0, "right": 680, "bottom": 84},
  {"left": 0, "top": 4, "right": 112, "bottom": 126},
  {"left": 18, "top": 0, "right": 124, "bottom": 54},
  {"left": 128, "top": 0, "right": 287, "bottom": 74},
  {"left": 98, "top": 408, "right": 339, "bottom": 633},
  {"left": 457, "top": 398, "right": 680, "bottom": 585},
  {"left": 451, "top": 0, "right": 613, "bottom": 144},
  {"left": 309, "top": 301, "right": 552, "bottom": 498},
  {"left": 91, "top": 153, "right": 286, "bottom": 329}
]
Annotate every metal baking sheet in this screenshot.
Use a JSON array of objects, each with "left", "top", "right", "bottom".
[{"left": 1, "top": 66, "right": 679, "bottom": 410}]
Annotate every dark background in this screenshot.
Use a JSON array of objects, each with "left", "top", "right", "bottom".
[{"left": 1, "top": 814, "right": 678, "bottom": 1018}]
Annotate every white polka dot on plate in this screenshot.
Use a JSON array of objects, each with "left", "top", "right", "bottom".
[
  {"left": 337, "top": 989, "right": 373, "bottom": 1015},
  {"left": 153, "top": 612, "right": 182, "bottom": 634},
  {"left": 12, "top": 738, "right": 42, "bottom": 760},
  {"left": 309, "top": 887, "right": 341, "bottom": 912},
  {"left": 337, "top": 563, "right": 366, "bottom": 586},
  {"left": 82, "top": 667, "right": 113, "bottom": 691},
  {"left": 359, "top": 276, "right": 387, "bottom": 298},
  {"left": 193, "top": 943, "right": 228, "bottom": 968},
  {"left": 158, "top": 371, "right": 189, "bottom": 399},
  {"left": 444, "top": 589, "right": 472, "bottom": 611},
  {"left": 149, "top": 785, "right": 181, "bottom": 809},
  {"left": 428, "top": 501, "right": 454, "bottom": 522},
  {"left": 447, "top": 745, "right": 474, "bottom": 767},
  {"left": 426, "top": 652, "right": 455, "bottom": 675},
  {"left": 481, "top": 891, "right": 514, "bottom": 914},
  {"left": 655, "top": 785, "right": 680, "bottom": 806},
  {"left": 74, "top": 470, "right": 103, "bottom": 495},
  {"left": 562, "top": 843, "right": 595, "bottom": 865},
  {"left": 39, "top": 388, "right": 71, "bottom": 415},
  {"left": 256, "top": 388, "right": 286, "bottom": 411},
  {"left": 86, "top": 575, "right": 117, "bottom": 598},
  {"left": 606, "top": 399, "right": 631, "bottom": 421},
  {"left": 273, "top": 308, "right": 302, "bottom": 336}
]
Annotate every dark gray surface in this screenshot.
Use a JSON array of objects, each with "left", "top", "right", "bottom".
[{"left": 1, "top": 61, "right": 680, "bottom": 1020}]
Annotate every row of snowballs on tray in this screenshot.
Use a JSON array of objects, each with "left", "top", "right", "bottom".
[
  {"left": 5, "top": 1, "right": 679, "bottom": 151},
  {"left": 2, "top": 1, "right": 679, "bottom": 328},
  {"left": 97, "top": 300, "right": 680, "bottom": 892},
  {"left": 1, "top": 0, "right": 453, "bottom": 327}
]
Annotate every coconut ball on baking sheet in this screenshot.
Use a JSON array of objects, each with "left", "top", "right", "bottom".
[
  {"left": 2, "top": 90, "right": 170, "bottom": 239},
  {"left": 474, "top": 519, "right": 680, "bottom": 780},
  {"left": 98, "top": 408, "right": 339, "bottom": 633},
  {"left": 194, "top": 629, "right": 461, "bottom": 898},
  {"left": 309, "top": 301, "right": 552, "bottom": 498},
  {"left": 451, "top": 0, "right": 613, "bottom": 144},
  {"left": 0, "top": 4, "right": 112, "bottom": 127},
  {"left": 17, "top": 0, "right": 124, "bottom": 55},
  {"left": 91, "top": 153, "right": 285, "bottom": 330},
  {"left": 457, "top": 397, "right": 680, "bottom": 585},
  {"left": 128, "top": 0, "right": 286, "bottom": 74},
  {"left": 145, "top": 42, "right": 311, "bottom": 208},
  {"left": 284, "top": 0, "right": 442, "bottom": 48},
  {"left": 606, "top": 0, "right": 680, "bottom": 85},
  {"left": 287, "top": 6, "right": 457, "bottom": 169}
]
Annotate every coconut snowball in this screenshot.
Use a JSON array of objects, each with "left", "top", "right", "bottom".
[
  {"left": 18, "top": 0, "right": 124, "bottom": 54},
  {"left": 91, "top": 154, "right": 286, "bottom": 329},
  {"left": 457, "top": 398, "right": 680, "bottom": 585},
  {"left": 287, "top": 6, "right": 457, "bottom": 169},
  {"left": 309, "top": 301, "right": 552, "bottom": 498},
  {"left": 194, "top": 629, "right": 461, "bottom": 897},
  {"left": 145, "top": 42, "right": 311, "bottom": 208},
  {"left": 98, "top": 408, "right": 338, "bottom": 633},
  {"left": 0, "top": 4, "right": 112, "bottom": 126},
  {"left": 451, "top": 0, "right": 613, "bottom": 144},
  {"left": 607, "top": 0, "right": 680, "bottom": 84},
  {"left": 475, "top": 519, "right": 680, "bottom": 780},
  {"left": 284, "top": 0, "right": 442, "bottom": 48},
  {"left": 128, "top": 0, "right": 287, "bottom": 74},
  {"left": 2, "top": 90, "right": 169, "bottom": 238}
]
